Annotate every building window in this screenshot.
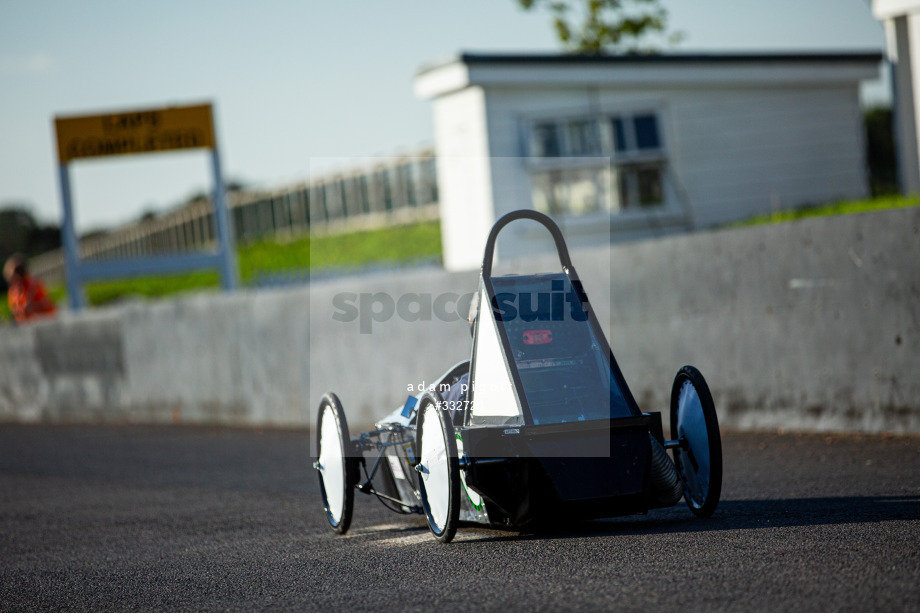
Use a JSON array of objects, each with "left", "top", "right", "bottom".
[
  {"left": 532, "top": 167, "right": 611, "bottom": 217},
  {"left": 527, "top": 109, "right": 667, "bottom": 216},
  {"left": 532, "top": 122, "right": 561, "bottom": 157},
  {"left": 611, "top": 118, "right": 628, "bottom": 152},
  {"left": 565, "top": 119, "right": 601, "bottom": 156},
  {"left": 616, "top": 163, "right": 663, "bottom": 209},
  {"left": 633, "top": 114, "right": 660, "bottom": 150}
]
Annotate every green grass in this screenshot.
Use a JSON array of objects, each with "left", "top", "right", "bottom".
[
  {"left": 726, "top": 194, "right": 920, "bottom": 228},
  {"left": 82, "top": 271, "right": 222, "bottom": 306},
  {"left": 0, "top": 221, "right": 442, "bottom": 320},
  {"left": 237, "top": 219, "right": 442, "bottom": 281}
]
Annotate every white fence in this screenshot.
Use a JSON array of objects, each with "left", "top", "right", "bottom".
[{"left": 31, "top": 150, "right": 439, "bottom": 286}]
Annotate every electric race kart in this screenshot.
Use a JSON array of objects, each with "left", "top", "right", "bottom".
[{"left": 314, "top": 210, "right": 723, "bottom": 543}]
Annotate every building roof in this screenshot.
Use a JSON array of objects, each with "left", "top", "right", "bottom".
[
  {"left": 415, "top": 51, "right": 884, "bottom": 99},
  {"left": 418, "top": 51, "right": 883, "bottom": 75},
  {"left": 873, "top": 0, "right": 920, "bottom": 19}
]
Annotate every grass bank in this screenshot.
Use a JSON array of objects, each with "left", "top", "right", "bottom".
[
  {"left": 725, "top": 194, "right": 919, "bottom": 228},
  {"left": 1, "top": 221, "right": 441, "bottom": 319}
]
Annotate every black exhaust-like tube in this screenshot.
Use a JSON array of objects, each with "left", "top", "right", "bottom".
[{"left": 649, "top": 435, "right": 683, "bottom": 506}]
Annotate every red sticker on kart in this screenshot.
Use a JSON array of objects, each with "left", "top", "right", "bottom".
[{"left": 523, "top": 329, "right": 552, "bottom": 345}]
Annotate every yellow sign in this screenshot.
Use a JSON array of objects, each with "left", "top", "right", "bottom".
[{"left": 55, "top": 103, "right": 215, "bottom": 163}]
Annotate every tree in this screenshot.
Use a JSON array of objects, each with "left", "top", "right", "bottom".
[
  {"left": 0, "top": 204, "right": 61, "bottom": 294},
  {"left": 517, "top": 0, "right": 678, "bottom": 55},
  {"left": 0, "top": 207, "right": 38, "bottom": 256},
  {"left": 138, "top": 209, "right": 159, "bottom": 223}
]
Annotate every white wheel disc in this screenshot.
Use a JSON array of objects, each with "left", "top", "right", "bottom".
[
  {"left": 319, "top": 407, "right": 346, "bottom": 523},
  {"left": 677, "top": 379, "right": 711, "bottom": 507},
  {"left": 420, "top": 404, "right": 450, "bottom": 532}
]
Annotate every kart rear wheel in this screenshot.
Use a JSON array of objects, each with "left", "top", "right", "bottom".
[
  {"left": 316, "top": 392, "right": 356, "bottom": 534},
  {"left": 416, "top": 392, "right": 460, "bottom": 543},
  {"left": 670, "top": 366, "right": 723, "bottom": 518}
]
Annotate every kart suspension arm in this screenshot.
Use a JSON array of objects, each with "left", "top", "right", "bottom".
[
  {"left": 358, "top": 448, "right": 386, "bottom": 488},
  {"left": 355, "top": 450, "right": 422, "bottom": 514},
  {"left": 355, "top": 481, "right": 422, "bottom": 513},
  {"left": 457, "top": 456, "right": 506, "bottom": 470},
  {"left": 663, "top": 437, "right": 688, "bottom": 450},
  {"left": 664, "top": 436, "right": 699, "bottom": 471}
]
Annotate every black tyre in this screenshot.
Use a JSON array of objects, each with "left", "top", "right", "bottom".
[
  {"left": 415, "top": 392, "right": 460, "bottom": 543},
  {"left": 316, "top": 392, "right": 356, "bottom": 534},
  {"left": 669, "top": 366, "right": 723, "bottom": 517}
]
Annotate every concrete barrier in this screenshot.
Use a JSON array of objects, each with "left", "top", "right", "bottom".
[
  {"left": 0, "top": 207, "right": 917, "bottom": 434},
  {"left": 602, "top": 208, "right": 920, "bottom": 434}
]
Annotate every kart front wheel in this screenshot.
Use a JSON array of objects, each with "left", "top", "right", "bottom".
[
  {"left": 416, "top": 392, "right": 460, "bottom": 543},
  {"left": 670, "top": 366, "right": 723, "bottom": 518},
  {"left": 316, "top": 392, "right": 356, "bottom": 534}
]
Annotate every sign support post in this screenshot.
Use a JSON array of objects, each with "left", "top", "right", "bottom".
[
  {"left": 210, "top": 145, "right": 237, "bottom": 291},
  {"left": 57, "top": 163, "right": 85, "bottom": 310}
]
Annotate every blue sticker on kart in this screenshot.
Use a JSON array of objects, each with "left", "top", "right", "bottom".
[{"left": 401, "top": 395, "right": 418, "bottom": 418}]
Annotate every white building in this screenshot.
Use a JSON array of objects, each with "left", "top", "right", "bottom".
[
  {"left": 874, "top": 0, "right": 920, "bottom": 193},
  {"left": 415, "top": 53, "right": 881, "bottom": 271}
]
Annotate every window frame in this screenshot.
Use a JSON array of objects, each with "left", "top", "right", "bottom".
[{"left": 522, "top": 104, "right": 672, "bottom": 216}]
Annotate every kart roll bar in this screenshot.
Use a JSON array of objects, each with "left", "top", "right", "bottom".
[
  {"left": 481, "top": 210, "right": 574, "bottom": 278},
  {"left": 473, "top": 208, "right": 645, "bottom": 426}
]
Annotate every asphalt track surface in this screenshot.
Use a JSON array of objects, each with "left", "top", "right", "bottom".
[{"left": 1, "top": 424, "right": 918, "bottom": 612}]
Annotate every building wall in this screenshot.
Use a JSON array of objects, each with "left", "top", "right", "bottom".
[
  {"left": 664, "top": 85, "right": 868, "bottom": 227},
  {"left": 431, "top": 86, "right": 497, "bottom": 272},
  {"left": 477, "top": 84, "right": 869, "bottom": 259},
  {"left": 421, "top": 58, "right": 875, "bottom": 270},
  {"left": 483, "top": 86, "right": 689, "bottom": 265},
  {"left": 875, "top": 1, "right": 920, "bottom": 192}
]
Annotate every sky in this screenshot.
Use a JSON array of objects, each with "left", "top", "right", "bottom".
[{"left": 0, "top": 0, "right": 886, "bottom": 233}]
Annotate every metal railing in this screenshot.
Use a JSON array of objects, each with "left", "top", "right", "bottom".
[{"left": 31, "top": 150, "right": 439, "bottom": 286}]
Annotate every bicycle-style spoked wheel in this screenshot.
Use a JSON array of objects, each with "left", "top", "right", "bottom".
[
  {"left": 316, "top": 392, "right": 356, "bottom": 533},
  {"left": 416, "top": 392, "right": 460, "bottom": 543}
]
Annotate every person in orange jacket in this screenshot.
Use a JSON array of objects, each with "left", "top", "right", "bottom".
[{"left": 3, "top": 254, "right": 56, "bottom": 323}]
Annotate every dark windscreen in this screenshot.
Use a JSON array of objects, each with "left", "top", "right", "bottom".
[{"left": 490, "top": 273, "right": 634, "bottom": 425}]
